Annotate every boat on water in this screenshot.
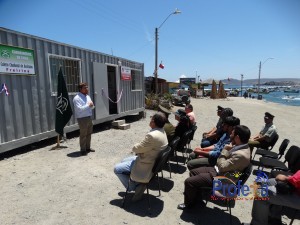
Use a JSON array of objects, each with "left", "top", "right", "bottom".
[
  {"left": 282, "top": 95, "right": 295, "bottom": 100},
  {"left": 283, "top": 88, "right": 299, "bottom": 93},
  {"left": 282, "top": 95, "right": 300, "bottom": 101}
]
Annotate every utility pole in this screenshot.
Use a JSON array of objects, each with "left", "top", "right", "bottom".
[{"left": 155, "top": 27, "right": 158, "bottom": 94}]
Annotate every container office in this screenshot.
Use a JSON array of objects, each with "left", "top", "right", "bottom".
[{"left": 0, "top": 27, "right": 145, "bottom": 153}]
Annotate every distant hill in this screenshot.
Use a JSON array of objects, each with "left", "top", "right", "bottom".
[{"left": 221, "top": 78, "right": 300, "bottom": 86}]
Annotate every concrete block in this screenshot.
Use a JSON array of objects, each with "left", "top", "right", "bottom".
[
  {"left": 112, "top": 120, "right": 125, "bottom": 127},
  {"left": 119, "top": 124, "right": 130, "bottom": 130}
]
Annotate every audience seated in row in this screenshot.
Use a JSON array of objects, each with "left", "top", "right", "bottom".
[
  {"left": 201, "top": 106, "right": 233, "bottom": 147},
  {"left": 178, "top": 125, "right": 251, "bottom": 210},
  {"left": 187, "top": 116, "right": 240, "bottom": 170}
]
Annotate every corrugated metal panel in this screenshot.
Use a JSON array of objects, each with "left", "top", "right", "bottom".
[{"left": 0, "top": 27, "right": 144, "bottom": 153}]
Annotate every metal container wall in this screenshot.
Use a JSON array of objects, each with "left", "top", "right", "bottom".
[{"left": 0, "top": 27, "right": 145, "bottom": 153}]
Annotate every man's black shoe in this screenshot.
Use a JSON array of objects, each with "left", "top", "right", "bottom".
[
  {"left": 81, "top": 151, "right": 88, "bottom": 156},
  {"left": 87, "top": 148, "right": 95, "bottom": 152}
]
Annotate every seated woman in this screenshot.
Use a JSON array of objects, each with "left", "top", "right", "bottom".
[{"left": 174, "top": 109, "right": 191, "bottom": 146}]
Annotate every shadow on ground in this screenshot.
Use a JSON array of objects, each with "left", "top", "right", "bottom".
[
  {"left": 180, "top": 204, "right": 241, "bottom": 225},
  {"left": 0, "top": 115, "right": 142, "bottom": 160},
  {"left": 167, "top": 157, "right": 188, "bottom": 174},
  {"left": 147, "top": 176, "right": 174, "bottom": 193},
  {"left": 110, "top": 192, "right": 164, "bottom": 218},
  {"left": 67, "top": 151, "right": 84, "bottom": 158}
]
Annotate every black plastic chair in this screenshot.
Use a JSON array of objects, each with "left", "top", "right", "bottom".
[
  {"left": 253, "top": 138, "right": 290, "bottom": 160},
  {"left": 270, "top": 156, "right": 300, "bottom": 178},
  {"left": 175, "top": 129, "right": 193, "bottom": 165},
  {"left": 122, "top": 146, "right": 171, "bottom": 210},
  {"left": 187, "top": 124, "right": 198, "bottom": 149},
  {"left": 167, "top": 136, "right": 180, "bottom": 178},
  {"left": 265, "top": 133, "right": 279, "bottom": 150},
  {"left": 258, "top": 145, "right": 300, "bottom": 172},
  {"left": 202, "top": 163, "right": 253, "bottom": 225}
]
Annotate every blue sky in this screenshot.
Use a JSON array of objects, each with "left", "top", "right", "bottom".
[{"left": 0, "top": 0, "right": 299, "bottom": 82}]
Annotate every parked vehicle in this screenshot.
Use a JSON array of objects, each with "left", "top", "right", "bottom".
[{"left": 171, "top": 89, "right": 191, "bottom": 106}]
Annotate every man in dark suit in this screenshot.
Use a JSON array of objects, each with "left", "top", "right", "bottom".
[{"left": 178, "top": 125, "right": 251, "bottom": 210}]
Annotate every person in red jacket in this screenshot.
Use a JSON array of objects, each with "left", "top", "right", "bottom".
[{"left": 243, "top": 170, "right": 300, "bottom": 225}]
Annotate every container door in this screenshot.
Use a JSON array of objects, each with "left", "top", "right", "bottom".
[{"left": 92, "top": 62, "right": 109, "bottom": 119}]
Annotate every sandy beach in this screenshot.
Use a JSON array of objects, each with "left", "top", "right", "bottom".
[{"left": 1, "top": 97, "right": 300, "bottom": 225}]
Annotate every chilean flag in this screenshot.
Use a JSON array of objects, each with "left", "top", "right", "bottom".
[
  {"left": 159, "top": 62, "right": 165, "bottom": 69},
  {"left": 0, "top": 83, "right": 9, "bottom": 96}
]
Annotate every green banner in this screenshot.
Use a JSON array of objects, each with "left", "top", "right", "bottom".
[{"left": 0, "top": 44, "right": 35, "bottom": 75}]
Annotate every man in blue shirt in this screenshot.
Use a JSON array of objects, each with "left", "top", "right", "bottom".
[
  {"left": 201, "top": 107, "right": 233, "bottom": 147},
  {"left": 73, "top": 82, "right": 95, "bottom": 156},
  {"left": 187, "top": 116, "right": 240, "bottom": 170}
]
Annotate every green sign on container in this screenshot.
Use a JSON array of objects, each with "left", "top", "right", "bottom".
[{"left": 0, "top": 44, "right": 35, "bottom": 75}]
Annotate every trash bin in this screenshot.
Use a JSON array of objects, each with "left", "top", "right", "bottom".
[{"left": 258, "top": 95, "right": 263, "bottom": 100}]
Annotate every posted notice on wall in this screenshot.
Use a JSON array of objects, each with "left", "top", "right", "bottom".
[
  {"left": 121, "top": 66, "right": 131, "bottom": 80},
  {"left": 0, "top": 44, "right": 36, "bottom": 75}
]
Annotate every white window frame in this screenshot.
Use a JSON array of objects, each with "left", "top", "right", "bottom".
[
  {"left": 48, "top": 54, "right": 82, "bottom": 96},
  {"left": 131, "top": 68, "right": 143, "bottom": 91}
]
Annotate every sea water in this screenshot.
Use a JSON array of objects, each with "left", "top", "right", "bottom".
[
  {"left": 220, "top": 84, "right": 300, "bottom": 107},
  {"left": 257, "top": 92, "right": 300, "bottom": 107}
]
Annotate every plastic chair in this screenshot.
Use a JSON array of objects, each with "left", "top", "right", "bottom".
[
  {"left": 261, "top": 133, "right": 279, "bottom": 150},
  {"left": 122, "top": 146, "right": 171, "bottom": 210},
  {"left": 253, "top": 138, "right": 290, "bottom": 160},
  {"left": 187, "top": 124, "right": 198, "bottom": 149},
  {"left": 202, "top": 163, "right": 253, "bottom": 225},
  {"left": 174, "top": 129, "right": 193, "bottom": 165},
  {"left": 258, "top": 145, "right": 300, "bottom": 172},
  {"left": 167, "top": 136, "right": 180, "bottom": 178}
]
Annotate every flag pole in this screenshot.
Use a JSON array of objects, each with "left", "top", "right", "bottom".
[
  {"left": 51, "top": 67, "right": 73, "bottom": 150},
  {"left": 51, "top": 134, "right": 68, "bottom": 150},
  {"left": 57, "top": 135, "right": 60, "bottom": 147}
]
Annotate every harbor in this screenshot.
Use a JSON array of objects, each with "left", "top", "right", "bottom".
[{"left": 203, "top": 83, "right": 300, "bottom": 107}]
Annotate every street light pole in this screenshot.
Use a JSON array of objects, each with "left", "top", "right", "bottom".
[
  {"left": 241, "top": 74, "right": 244, "bottom": 97},
  {"left": 154, "top": 9, "right": 181, "bottom": 94},
  {"left": 257, "top": 61, "right": 262, "bottom": 96},
  {"left": 257, "top": 58, "right": 274, "bottom": 98}
]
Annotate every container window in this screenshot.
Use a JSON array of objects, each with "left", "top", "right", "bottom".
[
  {"left": 49, "top": 55, "right": 81, "bottom": 95},
  {"left": 131, "top": 69, "right": 142, "bottom": 91}
]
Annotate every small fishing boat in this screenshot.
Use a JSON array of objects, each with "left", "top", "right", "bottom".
[
  {"left": 283, "top": 88, "right": 299, "bottom": 93},
  {"left": 282, "top": 95, "right": 295, "bottom": 100}
]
